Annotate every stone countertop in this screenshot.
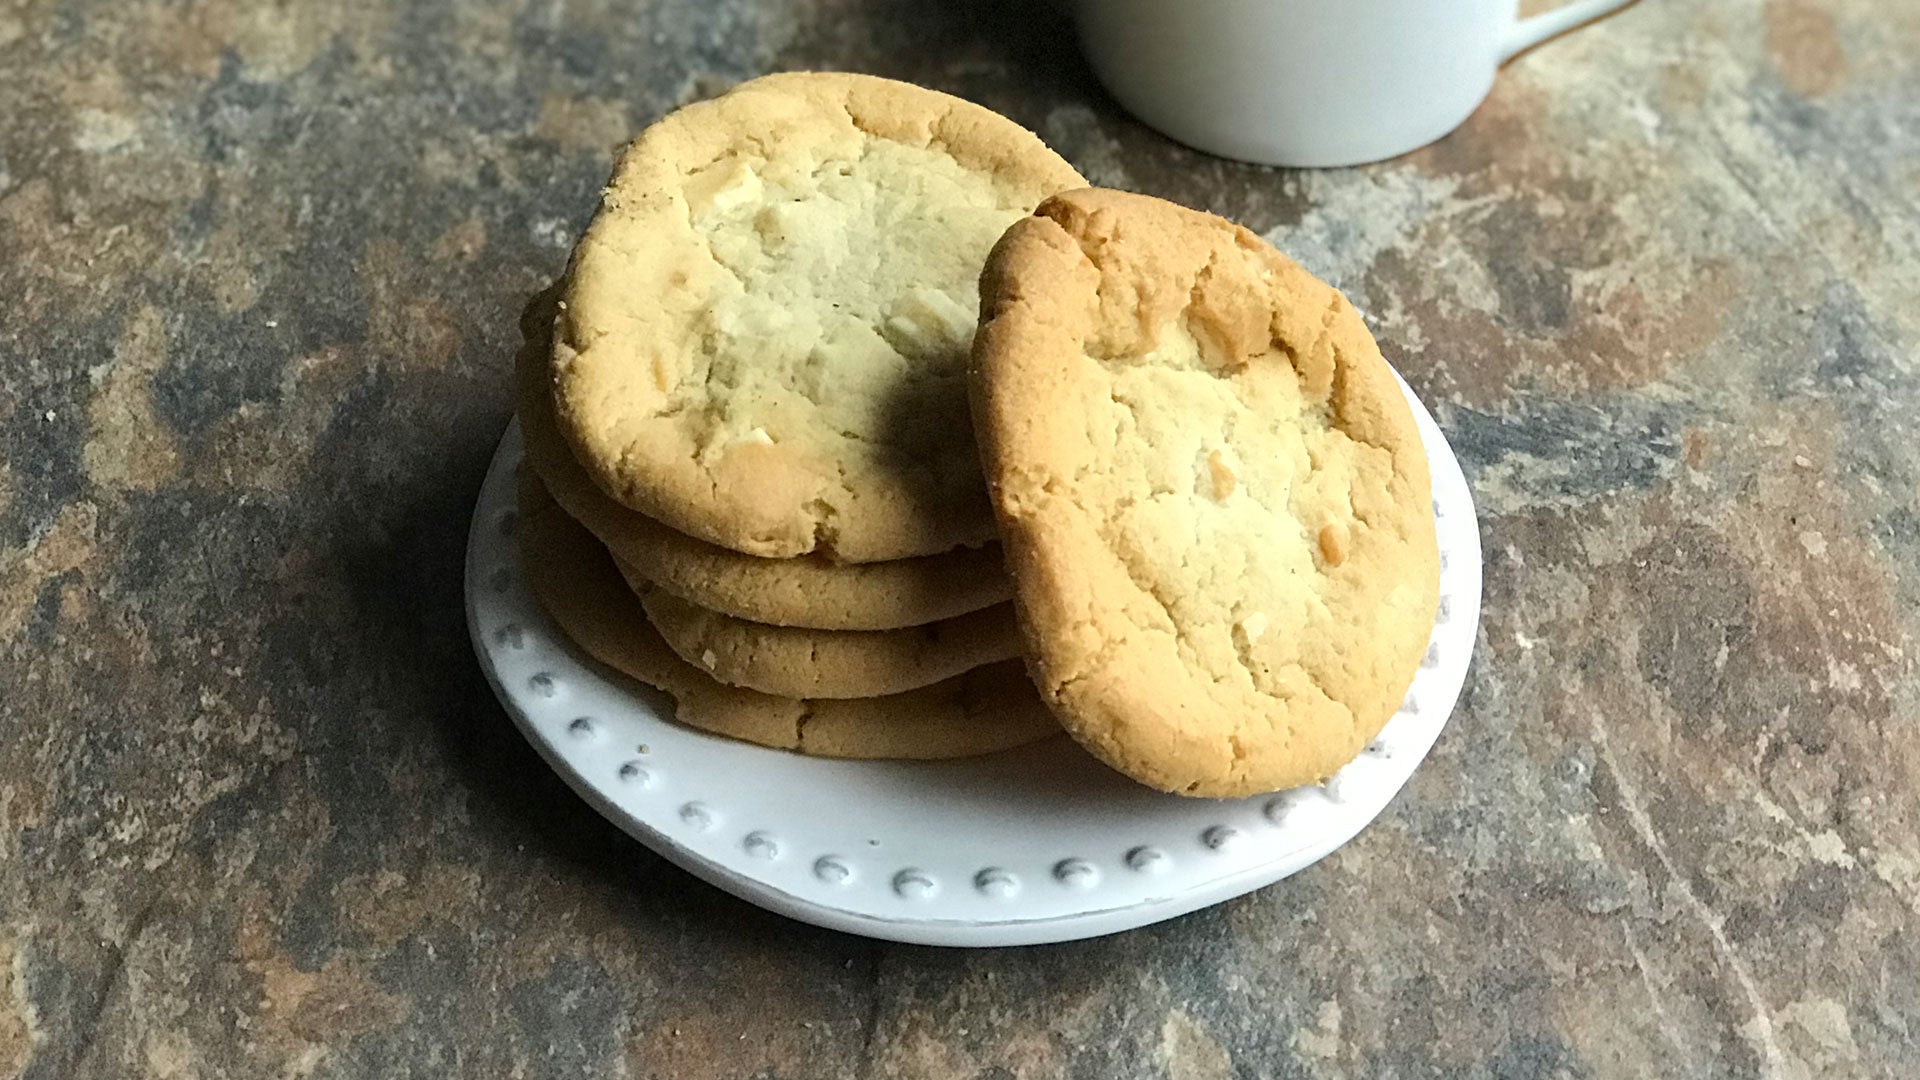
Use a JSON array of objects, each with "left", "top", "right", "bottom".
[{"left": 2, "top": 0, "right": 1916, "bottom": 1076}]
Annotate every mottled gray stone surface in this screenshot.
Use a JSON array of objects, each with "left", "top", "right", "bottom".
[{"left": 2, "top": 0, "right": 1917, "bottom": 1076}]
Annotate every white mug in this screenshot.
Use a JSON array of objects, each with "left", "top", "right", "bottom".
[{"left": 1072, "top": 0, "right": 1637, "bottom": 167}]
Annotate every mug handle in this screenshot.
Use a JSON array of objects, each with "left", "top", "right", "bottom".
[{"left": 1501, "top": 0, "right": 1638, "bottom": 61}]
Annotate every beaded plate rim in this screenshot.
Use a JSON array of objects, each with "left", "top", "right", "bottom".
[{"left": 465, "top": 370, "right": 1482, "bottom": 946}]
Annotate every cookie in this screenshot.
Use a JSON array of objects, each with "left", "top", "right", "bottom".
[
  {"left": 971, "top": 188, "right": 1440, "bottom": 797},
  {"left": 515, "top": 474, "right": 1059, "bottom": 759},
  {"left": 636, "top": 586, "right": 1023, "bottom": 700},
  {"left": 516, "top": 286, "right": 1014, "bottom": 630},
  {"left": 553, "top": 72, "right": 1086, "bottom": 561}
]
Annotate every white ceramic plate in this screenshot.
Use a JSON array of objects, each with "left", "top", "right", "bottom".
[{"left": 465, "top": 374, "right": 1481, "bottom": 946}]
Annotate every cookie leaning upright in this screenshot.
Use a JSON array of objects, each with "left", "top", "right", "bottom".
[
  {"left": 972, "top": 188, "right": 1440, "bottom": 797},
  {"left": 554, "top": 72, "right": 1086, "bottom": 561}
]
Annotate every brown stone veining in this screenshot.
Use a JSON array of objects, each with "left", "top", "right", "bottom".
[
  {"left": 1, "top": 0, "right": 1916, "bottom": 1075},
  {"left": 1766, "top": 0, "right": 1848, "bottom": 98}
]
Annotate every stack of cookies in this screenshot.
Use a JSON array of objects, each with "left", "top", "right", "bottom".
[
  {"left": 515, "top": 72, "right": 1442, "bottom": 796},
  {"left": 514, "top": 72, "right": 1084, "bottom": 760}
]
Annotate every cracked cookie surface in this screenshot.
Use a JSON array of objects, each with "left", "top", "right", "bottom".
[
  {"left": 555, "top": 72, "right": 1085, "bottom": 561},
  {"left": 517, "top": 285, "right": 1014, "bottom": 629},
  {"left": 516, "top": 474, "right": 1060, "bottom": 759},
  {"left": 971, "top": 188, "right": 1439, "bottom": 796}
]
